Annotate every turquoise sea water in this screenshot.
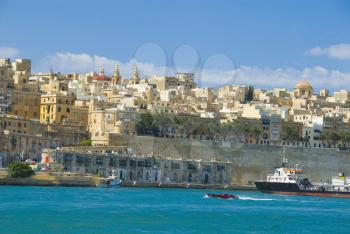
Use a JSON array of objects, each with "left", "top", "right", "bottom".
[{"left": 1, "top": 186, "right": 350, "bottom": 234}]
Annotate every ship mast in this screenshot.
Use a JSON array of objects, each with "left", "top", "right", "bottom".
[{"left": 281, "top": 147, "right": 288, "bottom": 167}]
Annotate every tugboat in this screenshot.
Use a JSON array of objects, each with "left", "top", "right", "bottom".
[
  {"left": 255, "top": 148, "right": 350, "bottom": 199},
  {"left": 206, "top": 193, "right": 238, "bottom": 199}
]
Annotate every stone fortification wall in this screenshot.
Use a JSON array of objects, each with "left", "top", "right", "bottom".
[{"left": 113, "top": 135, "right": 350, "bottom": 184}]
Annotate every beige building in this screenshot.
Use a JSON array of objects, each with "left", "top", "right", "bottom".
[
  {"left": 218, "top": 85, "right": 247, "bottom": 102},
  {"left": 11, "top": 90, "right": 41, "bottom": 120},
  {"left": 334, "top": 90, "right": 349, "bottom": 103},
  {"left": 7, "top": 59, "right": 42, "bottom": 120},
  {"left": 147, "top": 73, "right": 196, "bottom": 91},
  {"left": 40, "top": 93, "right": 88, "bottom": 125},
  {"left": 89, "top": 107, "right": 140, "bottom": 145}
]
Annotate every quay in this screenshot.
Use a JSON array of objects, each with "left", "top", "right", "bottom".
[
  {"left": 0, "top": 172, "right": 98, "bottom": 187},
  {"left": 0, "top": 169, "right": 256, "bottom": 190}
]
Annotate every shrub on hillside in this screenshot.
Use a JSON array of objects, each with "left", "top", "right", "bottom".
[{"left": 7, "top": 162, "right": 35, "bottom": 178}]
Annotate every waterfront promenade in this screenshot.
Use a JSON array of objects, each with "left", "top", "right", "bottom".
[{"left": 0, "top": 170, "right": 255, "bottom": 190}]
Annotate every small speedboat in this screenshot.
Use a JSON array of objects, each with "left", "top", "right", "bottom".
[{"left": 206, "top": 193, "right": 238, "bottom": 199}]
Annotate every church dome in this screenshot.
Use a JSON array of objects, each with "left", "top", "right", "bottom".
[
  {"left": 295, "top": 80, "right": 312, "bottom": 89},
  {"left": 92, "top": 68, "right": 111, "bottom": 81}
]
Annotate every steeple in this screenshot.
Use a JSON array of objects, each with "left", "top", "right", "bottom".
[
  {"left": 131, "top": 65, "right": 140, "bottom": 84},
  {"left": 112, "top": 64, "right": 121, "bottom": 85},
  {"left": 99, "top": 68, "right": 105, "bottom": 75}
]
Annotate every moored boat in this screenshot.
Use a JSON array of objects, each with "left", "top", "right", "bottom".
[{"left": 99, "top": 170, "right": 121, "bottom": 188}]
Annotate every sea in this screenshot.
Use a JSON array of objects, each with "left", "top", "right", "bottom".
[{"left": 0, "top": 186, "right": 350, "bottom": 234}]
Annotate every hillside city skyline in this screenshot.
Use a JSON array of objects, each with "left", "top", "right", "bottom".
[{"left": 1, "top": 1, "right": 350, "bottom": 90}]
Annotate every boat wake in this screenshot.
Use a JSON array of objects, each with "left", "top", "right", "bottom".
[
  {"left": 237, "top": 196, "right": 274, "bottom": 201},
  {"left": 203, "top": 194, "right": 273, "bottom": 201}
]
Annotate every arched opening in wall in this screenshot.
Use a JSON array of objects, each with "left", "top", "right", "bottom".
[
  {"left": 173, "top": 173, "right": 177, "bottom": 182},
  {"left": 219, "top": 172, "right": 224, "bottom": 184},
  {"left": 188, "top": 173, "right": 192, "bottom": 182},
  {"left": 204, "top": 174, "right": 209, "bottom": 184},
  {"left": 129, "top": 171, "right": 133, "bottom": 180},
  {"left": 119, "top": 170, "right": 123, "bottom": 180},
  {"left": 146, "top": 171, "right": 149, "bottom": 181},
  {"left": 155, "top": 171, "right": 158, "bottom": 181},
  {"left": 138, "top": 171, "right": 142, "bottom": 181}
]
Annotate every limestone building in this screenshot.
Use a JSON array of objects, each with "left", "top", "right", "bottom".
[{"left": 0, "top": 59, "right": 14, "bottom": 113}]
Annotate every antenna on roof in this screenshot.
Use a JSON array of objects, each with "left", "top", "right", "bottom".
[{"left": 282, "top": 147, "right": 288, "bottom": 167}]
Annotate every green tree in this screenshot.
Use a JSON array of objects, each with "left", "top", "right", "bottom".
[
  {"left": 7, "top": 162, "right": 34, "bottom": 178},
  {"left": 320, "top": 131, "right": 330, "bottom": 142},
  {"left": 343, "top": 131, "right": 350, "bottom": 146},
  {"left": 330, "top": 131, "right": 341, "bottom": 145},
  {"left": 80, "top": 139, "right": 92, "bottom": 146},
  {"left": 136, "top": 112, "right": 154, "bottom": 135},
  {"left": 285, "top": 125, "right": 300, "bottom": 141}
]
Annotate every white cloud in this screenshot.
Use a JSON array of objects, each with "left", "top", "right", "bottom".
[
  {"left": 305, "top": 43, "right": 350, "bottom": 60},
  {"left": 199, "top": 65, "right": 350, "bottom": 90},
  {"left": 37, "top": 52, "right": 350, "bottom": 91},
  {"left": 0, "top": 47, "right": 19, "bottom": 58},
  {"left": 38, "top": 52, "right": 173, "bottom": 78}
]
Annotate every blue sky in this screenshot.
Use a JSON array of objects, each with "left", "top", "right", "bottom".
[{"left": 0, "top": 0, "right": 350, "bottom": 90}]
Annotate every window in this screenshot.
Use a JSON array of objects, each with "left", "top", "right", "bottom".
[
  {"left": 119, "top": 159, "right": 127, "bottom": 168},
  {"left": 58, "top": 107, "right": 61, "bottom": 112},
  {"left": 66, "top": 108, "right": 70, "bottom": 113},
  {"left": 137, "top": 161, "right": 145, "bottom": 167},
  {"left": 130, "top": 160, "right": 136, "bottom": 168}
]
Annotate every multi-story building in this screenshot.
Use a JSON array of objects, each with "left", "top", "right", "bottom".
[
  {"left": 147, "top": 73, "right": 196, "bottom": 91},
  {"left": 0, "top": 58, "right": 14, "bottom": 114},
  {"left": 40, "top": 93, "right": 88, "bottom": 126}
]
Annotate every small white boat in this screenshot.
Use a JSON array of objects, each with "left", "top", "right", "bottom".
[{"left": 99, "top": 170, "right": 122, "bottom": 188}]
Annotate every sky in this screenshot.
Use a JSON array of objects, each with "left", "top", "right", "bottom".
[{"left": 0, "top": 0, "right": 350, "bottom": 91}]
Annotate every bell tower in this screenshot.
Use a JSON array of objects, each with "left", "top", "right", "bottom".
[
  {"left": 131, "top": 65, "right": 140, "bottom": 84},
  {"left": 112, "top": 64, "right": 121, "bottom": 85}
]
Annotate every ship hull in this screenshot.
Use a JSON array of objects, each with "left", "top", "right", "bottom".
[
  {"left": 255, "top": 181, "right": 350, "bottom": 199},
  {"left": 255, "top": 181, "right": 301, "bottom": 193}
]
